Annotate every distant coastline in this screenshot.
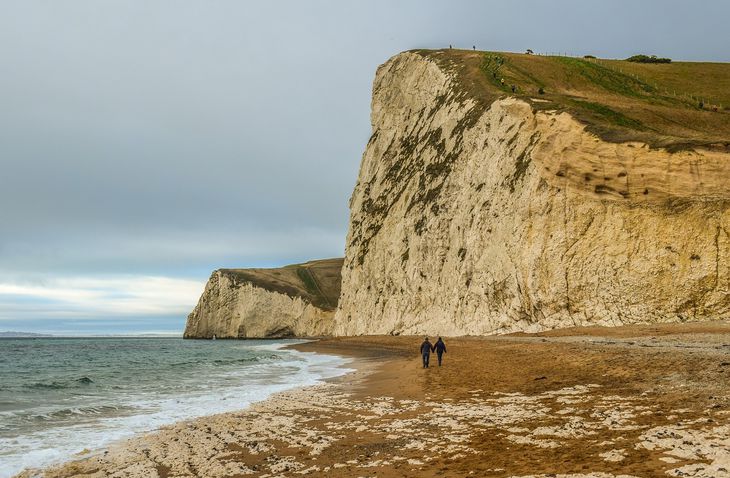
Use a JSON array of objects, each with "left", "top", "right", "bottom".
[
  {"left": 0, "top": 332, "right": 183, "bottom": 338},
  {"left": 0, "top": 331, "right": 53, "bottom": 338}
]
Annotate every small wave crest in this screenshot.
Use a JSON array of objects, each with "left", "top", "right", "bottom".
[
  {"left": 170, "top": 354, "right": 282, "bottom": 368},
  {"left": 27, "top": 376, "right": 95, "bottom": 390},
  {"left": 212, "top": 354, "right": 281, "bottom": 366},
  {"left": 1, "top": 404, "right": 138, "bottom": 433},
  {"left": 24, "top": 404, "right": 135, "bottom": 423}
]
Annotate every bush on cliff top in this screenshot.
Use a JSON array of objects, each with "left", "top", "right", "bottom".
[{"left": 626, "top": 54, "right": 672, "bottom": 64}]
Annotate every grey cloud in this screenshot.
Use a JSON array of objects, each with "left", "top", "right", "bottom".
[{"left": 1, "top": 0, "right": 728, "bottom": 330}]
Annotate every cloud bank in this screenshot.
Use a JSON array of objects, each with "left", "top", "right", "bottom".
[{"left": 1, "top": 0, "right": 728, "bottom": 332}]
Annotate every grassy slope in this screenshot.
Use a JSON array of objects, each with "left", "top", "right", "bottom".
[
  {"left": 417, "top": 49, "right": 730, "bottom": 149},
  {"left": 220, "top": 258, "right": 343, "bottom": 311}
]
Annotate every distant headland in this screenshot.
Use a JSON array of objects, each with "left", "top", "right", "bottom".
[{"left": 0, "top": 331, "right": 54, "bottom": 338}]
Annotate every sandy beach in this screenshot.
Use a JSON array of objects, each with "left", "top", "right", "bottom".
[{"left": 17, "top": 321, "right": 730, "bottom": 478}]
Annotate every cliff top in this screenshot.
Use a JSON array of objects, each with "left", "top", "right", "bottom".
[
  {"left": 416, "top": 49, "right": 730, "bottom": 150},
  {"left": 219, "top": 258, "right": 343, "bottom": 311}
]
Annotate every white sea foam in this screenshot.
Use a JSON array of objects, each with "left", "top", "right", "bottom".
[{"left": 0, "top": 341, "right": 352, "bottom": 478}]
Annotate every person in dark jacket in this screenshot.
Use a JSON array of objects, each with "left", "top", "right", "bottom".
[
  {"left": 420, "top": 337, "right": 433, "bottom": 368},
  {"left": 434, "top": 337, "right": 447, "bottom": 366}
]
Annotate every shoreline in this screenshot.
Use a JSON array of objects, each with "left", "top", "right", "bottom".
[
  {"left": 15, "top": 355, "right": 379, "bottom": 478},
  {"left": 16, "top": 321, "right": 730, "bottom": 478},
  {"left": 9, "top": 340, "right": 358, "bottom": 478}
]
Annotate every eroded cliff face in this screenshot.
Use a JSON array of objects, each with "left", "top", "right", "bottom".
[
  {"left": 334, "top": 52, "right": 730, "bottom": 336},
  {"left": 184, "top": 259, "right": 342, "bottom": 339}
]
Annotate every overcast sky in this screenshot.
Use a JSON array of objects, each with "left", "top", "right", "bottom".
[{"left": 1, "top": 0, "right": 728, "bottom": 334}]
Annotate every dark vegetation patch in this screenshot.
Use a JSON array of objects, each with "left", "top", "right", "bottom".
[
  {"left": 414, "top": 48, "right": 730, "bottom": 150},
  {"left": 627, "top": 54, "right": 672, "bottom": 64},
  {"left": 220, "top": 258, "right": 343, "bottom": 311},
  {"left": 570, "top": 100, "right": 646, "bottom": 130},
  {"left": 555, "top": 57, "right": 657, "bottom": 97},
  {"left": 296, "top": 267, "right": 319, "bottom": 295}
]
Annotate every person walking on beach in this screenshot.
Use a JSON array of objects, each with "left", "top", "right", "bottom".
[
  {"left": 420, "top": 337, "right": 433, "bottom": 368},
  {"left": 434, "top": 337, "right": 447, "bottom": 366}
]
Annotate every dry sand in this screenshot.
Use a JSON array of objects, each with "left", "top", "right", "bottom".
[{"left": 17, "top": 321, "right": 730, "bottom": 478}]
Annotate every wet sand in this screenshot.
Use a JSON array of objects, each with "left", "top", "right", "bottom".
[{"left": 17, "top": 321, "right": 730, "bottom": 478}]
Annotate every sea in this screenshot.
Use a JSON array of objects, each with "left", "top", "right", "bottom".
[{"left": 0, "top": 337, "right": 351, "bottom": 478}]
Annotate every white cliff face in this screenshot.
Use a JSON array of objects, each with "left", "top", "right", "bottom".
[
  {"left": 334, "top": 52, "right": 730, "bottom": 336},
  {"left": 184, "top": 271, "right": 333, "bottom": 339}
]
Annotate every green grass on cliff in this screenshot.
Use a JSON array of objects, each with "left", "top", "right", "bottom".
[
  {"left": 416, "top": 49, "right": 730, "bottom": 149},
  {"left": 220, "top": 258, "right": 343, "bottom": 311}
]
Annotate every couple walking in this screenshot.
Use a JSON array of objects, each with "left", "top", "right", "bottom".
[{"left": 419, "top": 337, "right": 446, "bottom": 368}]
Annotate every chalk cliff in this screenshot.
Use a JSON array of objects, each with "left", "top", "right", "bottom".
[
  {"left": 334, "top": 50, "right": 730, "bottom": 336},
  {"left": 185, "top": 49, "right": 730, "bottom": 338},
  {"left": 184, "top": 258, "right": 342, "bottom": 338}
]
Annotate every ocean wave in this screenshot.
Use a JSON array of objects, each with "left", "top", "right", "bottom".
[
  {"left": 26, "top": 377, "right": 95, "bottom": 390},
  {"left": 0, "top": 404, "right": 138, "bottom": 434},
  {"left": 25, "top": 404, "right": 134, "bottom": 423},
  {"left": 0, "top": 338, "right": 350, "bottom": 478},
  {"left": 168, "top": 354, "right": 282, "bottom": 368},
  {"left": 211, "top": 354, "right": 281, "bottom": 366}
]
